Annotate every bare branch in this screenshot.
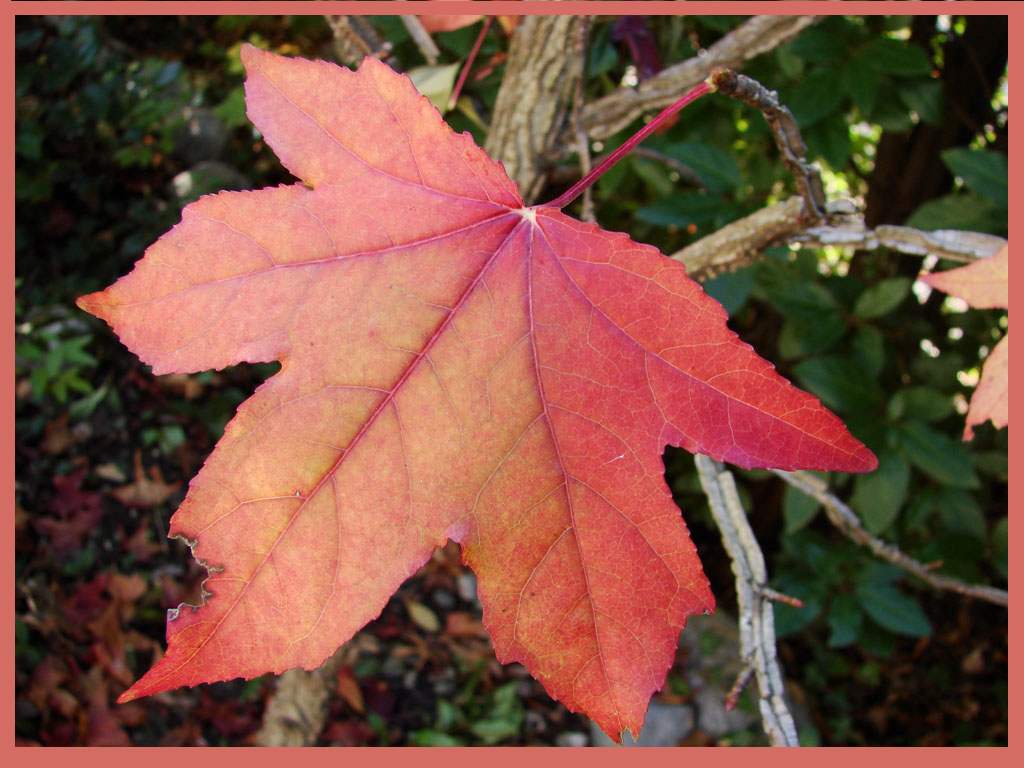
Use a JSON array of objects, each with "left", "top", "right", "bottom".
[
  {"left": 695, "top": 455, "right": 801, "bottom": 747},
  {"left": 487, "top": 13, "right": 585, "bottom": 202},
  {"left": 796, "top": 220, "right": 1007, "bottom": 263},
  {"left": 578, "top": 16, "right": 817, "bottom": 141},
  {"left": 324, "top": 15, "right": 391, "bottom": 67},
  {"left": 711, "top": 69, "right": 826, "bottom": 219},
  {"left": 774, "top": 470, "right": 1008, "bottom": 609},
  {"left": 674, "top": 197, "right": 1006, "bottom": 282},
  {"left": 571, "top": 18, "right": 596, "bottom": 223},
  {"left": 676, "top": 196, "right": 806, "bottom": 281},
  {"left": 400, "top": 15, "right": 440, "bottom": 65}
]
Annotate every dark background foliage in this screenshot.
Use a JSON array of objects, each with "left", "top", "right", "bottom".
[{"left": 15, "top": 14, "right": 1007, "bottom": 746}]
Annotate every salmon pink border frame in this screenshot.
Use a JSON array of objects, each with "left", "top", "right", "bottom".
[{"left": 3, "top": 1, "right": 1016, "bottom": 762}]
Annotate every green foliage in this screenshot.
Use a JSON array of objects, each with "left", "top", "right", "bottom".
[
  {"left": 411, "top": 673, "right": 525, "bottom": 746},
  {"left": 941, "top": 147, "right": 1008, "bottom": 208},
  {"left": 855, "top": 564, "right": 933, "bottom": 638},
  {"left": 783, "top": 484, "right": 820, "bottom": 534},
  {"left": 851, "top": 452, "right": 910, "bottom": 535},
  {"left": 907, "top": 147, "right": 1008, "bottom": 235},
  {"left": 854, "top": 278, "right": 912, "bottom": 319}
]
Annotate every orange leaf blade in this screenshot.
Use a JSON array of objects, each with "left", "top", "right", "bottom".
[
  {"left": 965, "top": 333, "right": 1009, "bottom": 440},
  {"left": 82, "top": 47, "right": 876, "bottom": 739},
  {"left": 920, "top": 244, "right": 1008, "bottom": 310}
]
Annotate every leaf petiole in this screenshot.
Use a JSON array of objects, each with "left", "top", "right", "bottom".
[
  {"left": 448, "top": 16, "right": 494, "bottom": 111},
  {"left": 542, "top": 78, "right": 714, "bottom": 211}
]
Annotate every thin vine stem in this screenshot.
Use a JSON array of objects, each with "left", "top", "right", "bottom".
[
  {"left": 542, "top": 79, "right": 713, "bottom": 211},
  {"left": 448, "top": 16, "right": 493, "bottom": 111}
]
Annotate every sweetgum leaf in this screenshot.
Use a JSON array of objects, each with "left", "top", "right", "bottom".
[{"left": 78, "top": 47, "right": 875, "bottom": 740}]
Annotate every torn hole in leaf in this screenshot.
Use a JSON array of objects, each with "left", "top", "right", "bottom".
[{"left": 166, "top": 533, "right": 224, "bottom": 623}]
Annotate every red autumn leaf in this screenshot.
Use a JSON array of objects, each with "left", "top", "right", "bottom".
[
  {"left": 416, "top": 2, "right": 519, "bottom": 34},
  {"left": 921, "top": 244, "right": 1009, "bottom": 440},
  {"left": 78, "top": 47, "right": 875, "bottom": 740}
]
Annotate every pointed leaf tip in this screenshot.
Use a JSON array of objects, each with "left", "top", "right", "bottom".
[
  {"left": 238, "top": 42, "right": 263, "bottom": 68},
  {"left": 115, "top": 690, "right": 135, "bottom": 705}
]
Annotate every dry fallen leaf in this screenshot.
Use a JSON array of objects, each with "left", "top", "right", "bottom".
[{"left": 111, "top": 451, "right": 181, "bottom": 508}]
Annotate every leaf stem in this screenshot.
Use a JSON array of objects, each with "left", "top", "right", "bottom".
[
  {"left": 448, "top": 16, "right": 494, "bottom": 111},
  {"left": 542, "top": 79, "right": 713, "bottom": 211}
]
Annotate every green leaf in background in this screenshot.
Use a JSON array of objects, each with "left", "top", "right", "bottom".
[
  {"left": 887, "top": 387, "right": 955, "bottom": 423},
  {"left": 827, "top": 594, "right": 863, "bottom": 648},
  {"left": 758, "top": 261, "right": 843, "bottom": 320},
  {"left": 410, "top": 730, "right": 465, "bottom": 747},
  {"left": 861, "top": 37, "right": 932, "bottom": 77},
  {"left": 899, "top": 79, "right": 944, "bottom": 125},
  {"left": 661, "top": 142, "right": 742, "bottom": 193},
  {"left": 433, "top": 24, "right": 484, "bottom": 56},
  {"left": 786, "top": 25, "right": 844, "bottom": 64},
  {"left": 68, "top": 382, "right": 108, "bottom": 420},
  {"left": 408, "top": 62, "right": 461, "bottom": 111},
  {"left": 786, "top": 67, "right": 846, "bottom": 127},
  {"left": 974, "top": 450, "right": 1008, "bottom": 482},
  {"left": 213, "top": 85, "right": 248, "bottom": 129},
  {"left": 902, "top": 485, "right": 941, "bottom": 533},
  {"left": 871, "top": 93, "right": 916, "bottom": 133},
  {"left": 906, "top": 192, "right": 1005, "bottom": 235},
  {"left": 915, "top": 531, "right": 986, "bottom": 584},
  {"left": 772, "top": 578, "right": 824, "bottom": 638},
  {"left": 855, "top": 578, "right": 932, "bottom": 638},
  {"left": 941, "top": 148, "right": 1008, "bottom": 208},
  {"left": 784, "top": 483, "right": 820, "bottom": 533},
  {"left": 806, "top": 118, "right": 853, "bottom": 170},
  {"left": 855, "top": 277, "right": 912, "bottom": 319},
  {"left": 991, "top": 517, "right": 1008, "bottom": 579},
  {"left": 778, "top": 314, "right": 848, "bottom": 359},
  {"left": 851, "top": 325, "right": 885, "bottom": 378},
  {"left": 703, "top": 267, "right": 755, "bottom": 316},
  {"left": 630, "top": 157, "right": 676, "bottom": 198},
  {"left": 911, "top": 349, "right": 966, "bottom": 389},
  {"left": 635, "top": 191, "right": 727, "bottom": 228},
  {"left": 851, "top": 451, "right": 909, "bottom": 535},
  {"left": 793, "top": 356, "right": 885, "bottom": 414},
  {"left": 934, "top": 488, "right": 987, "bottom": 541},
  {"left": 16, "top": 126, "right": 43, "bottom": 160},
  {"left": 895, "top": 420, "right": 980, "bottom": 489},
  {"left": 841, "top": 57, "right": 880, "bottom": 116},
  {"left": 469, "top": 682, "right": 523, "bottom": 745},
  {"left": 587, "top": 23, "right": 619, "bottom": 77}
]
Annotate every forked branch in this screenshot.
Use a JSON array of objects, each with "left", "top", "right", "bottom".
[
  {"left": 674, "top": 197, "right": 1007, "bottom": 282},
  {"left": 710, "top": 69, "right": 826, "bottom": 220},
  {"left": 576, "top": 16, "right": 817, "bottom": 140},
  {"left": 695, "top": 455, "right": 801, "bottom": 747}
]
